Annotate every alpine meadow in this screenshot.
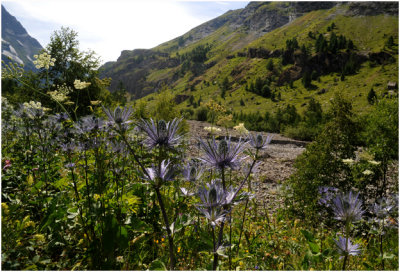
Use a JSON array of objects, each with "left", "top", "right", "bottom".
[{"left": 1, "top": 1, "right": 399, "bottom": 270}]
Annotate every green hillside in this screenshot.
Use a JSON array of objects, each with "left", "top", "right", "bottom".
[{"left": 100, "top": 2, "right": 398, "bottom": 120}]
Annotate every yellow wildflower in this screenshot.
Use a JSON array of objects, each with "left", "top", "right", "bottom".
[
  {"left": 94, "top": 194, "right": 100, "bottom": 201},
  {"left": 27, "top": 174, "right": 34, "bottom": 185},
  {"left": 33, "top": 234, "right": 45, "bottom": 243},
  {"left": 74, "top": 79, "right": 91, "bottom": 90},
  {"left": 33, "top": 52, "right": 55, "bottom": 70},
  {"left": 342, "top": 158, "right": 355, "bottom": 164},
  {"left": 177, "top": 246, "right": 181, "bottom": 253},
  {"left": 368, "top": 160, "right": 380, "bottom": 165},
  {"left": 233, "top": 123, "right": 249, "bottom": 135},
  {"left": 363, "top": 169, "right": 373, "bottom": 175},
  {"left": 204, "top": 126, "right": 221, "bottom": 133},
  {"left": 90, "top": 100, "right": 102, "bottom": 106},
  {"left": 1, "top": 203, "right": 9, "bottom": 215}
]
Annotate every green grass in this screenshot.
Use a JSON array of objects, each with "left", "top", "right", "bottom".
[{"left": 130, "top": 4, "right": 398, "bottom": 120}]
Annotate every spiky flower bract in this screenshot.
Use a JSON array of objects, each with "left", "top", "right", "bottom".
[
  {"left": 137, "top": 118, "right": 183, "bottom": 149},
  {"left": 198, "top": 136, "right": 247, "bottom": 171},
  {"left": 196, "top": 180, "right": 230, "bottom": 227},
  {"left": 102, "top": 106, "right": 133, "bottom": 129},
  {"left": 332, "top": 191, "right": 364, "bottom": 223},
  {"left": 334, "top": 236, "right": 361, "bottom": 258},
  {"left": 141, "top": 160, "right": 175, "bottom": 188},
  {"left": 182, "top": 161, "right": 204, "bottom": 182},
  {"left": 318, "top": 186, "right": 339, "bottom": 207},
  {"left": 248, "top": 133, "right": 273, "bottom": 150}
]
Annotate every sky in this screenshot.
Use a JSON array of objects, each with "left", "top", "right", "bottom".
[{"left": 2, "top": 0, "right": 249, "bottom": 64}]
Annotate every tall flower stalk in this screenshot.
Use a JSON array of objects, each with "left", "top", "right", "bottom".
[
  {"left": 331, "top": 191, "right": 364, "bottom": 269},
  {"left": 196, "top": 135, "right": 259, "bottom": 270}
]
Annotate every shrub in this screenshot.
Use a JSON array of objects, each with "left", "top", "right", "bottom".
[
  {"left": 195, "top": 107, "right": 208, "bottom": 121},
  {"left": 285, "top": 93, "right": 359, "bottom": 222}
]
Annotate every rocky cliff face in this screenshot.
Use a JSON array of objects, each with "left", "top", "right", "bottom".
[{"left": 1, "top": 5, "right": 43, "bottom": 70}]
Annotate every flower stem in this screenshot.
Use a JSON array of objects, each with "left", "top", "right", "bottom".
[{"left": 155, "top": 187, "right": 175, "bottom": 270}]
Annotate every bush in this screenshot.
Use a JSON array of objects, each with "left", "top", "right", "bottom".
[
  {"left": 285, "top": 93, "right": 359, "bottom": 222},
  {"left": 195, "top": 107, "right": 208, "bottom": 121}
]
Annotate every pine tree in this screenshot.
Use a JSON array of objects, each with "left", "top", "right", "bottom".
[{"left": 367, "top": 88, "right": 377, "bottom": 104}]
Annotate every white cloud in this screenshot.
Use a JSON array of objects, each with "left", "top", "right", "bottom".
[{"left": 2, "top": 0, "right": 247, "bottom": 63}]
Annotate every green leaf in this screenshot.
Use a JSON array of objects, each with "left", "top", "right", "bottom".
[
  {"left": 301, "top": 229, "right": 315, "bottom": 242},
  {"left": 129, "top": 217, "right": 152, "bottom": 233},
  {"left": 363, "top": 262, "right": 373, "bottom": 270},
  {"left": 383, "top": 253, "right": 395, "bottom": 259},
  {"left": 32, "top": 255, "right": 40, "bottom": 263},
  {"left": 149, "top": 259, "right": 167, "bottom": 270},
  {"left": 308, "top": 241, "right": 320, "bottom": 254},
  {"left": 216, "top": 246, "right": 228, "bottom": 258}
]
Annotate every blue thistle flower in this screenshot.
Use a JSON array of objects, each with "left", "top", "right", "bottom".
[
  {"left": 195, "top": 180, "right": 249, "bottom": 226},
  {"left": 373, "top": 197, "right": 395, "bottom": 219},
  {"left": 54, "top": 112, "right": 70, "bottom": 123},
  {"left": 198, "top": 136, "right": 247, "bottom": 170},
  {"left": 182, "top": 161, "right": 204, "bottom": 182},
  {"left": 332, "top": 191, "right": 364, "bottom": 223},
  {"left": 75, "top": 115, "right": 105, "bottom": 134},
  {"left": 180, "top": 187, "right": 195, "bottom": 197},
  {"left": 137, "top": 118, "right": 183, "bottom": 149},
  {"left": 248, "top": 133, "right": 273, "bottom": 150},
  {"left": 334, "top": 236, "right": 361, "bottom": 258},
  {"left": 141, "top": 160, "right": 175, "bottom": 188},
  {"left": 102, "top": 106, "right": 133, "bottom": 128},
  {"left": 318, "top": 186, "right": 339, "bottom": 207}
]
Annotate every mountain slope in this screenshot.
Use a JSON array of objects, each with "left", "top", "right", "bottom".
[
  {"left": 1, "top": 5, "right": 43, "bottom": 71},
  {"left": 100, "top": 1, "right": 398, "bottom": 115}
]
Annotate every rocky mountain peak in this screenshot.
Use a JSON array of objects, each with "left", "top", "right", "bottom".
[{"left": 1, "top": 5, "right": 43, "bottom": 70}]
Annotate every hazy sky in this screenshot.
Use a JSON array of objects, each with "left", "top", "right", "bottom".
[{"left": 2, "top": 0, "right": 248, "bottom": 64}]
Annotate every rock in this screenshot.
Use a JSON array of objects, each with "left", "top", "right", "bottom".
[{"left": 387, "top": 81, "right": 398, "bottom": 90}]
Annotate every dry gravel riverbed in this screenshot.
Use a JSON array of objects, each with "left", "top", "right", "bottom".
[
  {"left": 185, "top": 120, "right": 307, "bottom": 214},
  {"left": 184, "top": 120, "right": 398, "bottom": 215}
]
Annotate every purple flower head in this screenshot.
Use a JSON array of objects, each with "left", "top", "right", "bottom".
[
  {"left": 334, "top": 236, "right": 361, "bottom": 258},
  {"left": 102, "top": 106, "right": 133, "bottom": 128},
  {"left": 318, "top": 186, "right": 339, "bottom": 207},
  {"left": 332, "top": 191, "right": 364, "bottom": 223},
  {"left": 65, "top": 162, "right": 76, "bottom": 169},
  {"left": 198, "top": 136, "right": 247, "bottom": 171},
  {"left": 180, "top": 187, "right": 195, "bottom": 197},
  {"left": 137, "top": 118, "right": 183, "bottom": 149},
  {"left": 248, "top": 133, "right": 273, "bottom": 150},
  {"left": 196, "top": 205, "right": 228, "bottom": 227},
  {"left": 110, "top": 141, "right": 127, "bottom": 154},
  {"left": 182, "top": 161, "right": 204, "bottom": 182},
  {"left": 197, "top": 179, "right": 227, "bottom": 209},
  {"left": 60, "top": 142, "right": 77, "bottom": 153},
  {"left": 54, "top": 112, "right": 70, "bottom": 123},
  {"left": 141, "top": 160, "right": 175, "bottom": 188},
  {"left": 75, "top": 115, "right": 105, "bottom": 133},
  {"left": 372, "top": 195, "right": 398, "bottom": 220}
]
